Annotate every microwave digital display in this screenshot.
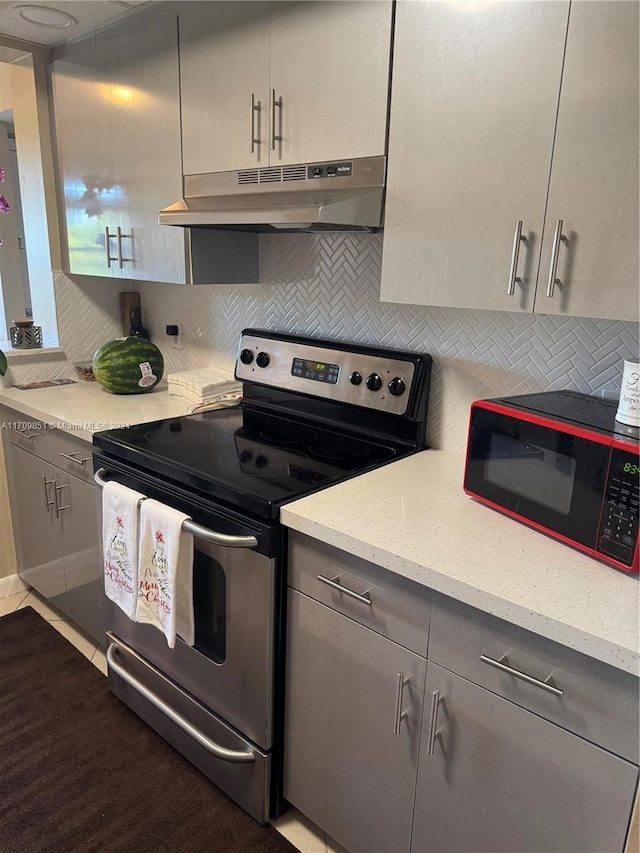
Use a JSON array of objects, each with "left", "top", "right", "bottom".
[{"left": 484, "top": 434, "right": 576, "bottom": 515}]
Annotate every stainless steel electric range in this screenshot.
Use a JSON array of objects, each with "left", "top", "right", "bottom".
[{"left": 92, "top": 328, "right": 432, "bottom": 824}]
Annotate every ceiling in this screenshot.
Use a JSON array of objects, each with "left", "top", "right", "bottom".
[{"left": 0, "top": 0, "right": 151, "bottom": 48}]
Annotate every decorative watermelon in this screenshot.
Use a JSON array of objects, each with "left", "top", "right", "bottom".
[{"left": 93, "top": 337, "right": 164, "bottom": 395}]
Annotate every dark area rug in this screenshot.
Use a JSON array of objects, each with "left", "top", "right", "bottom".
[{"left": 0, "top": 607, "right": 299, "bottom": 853}]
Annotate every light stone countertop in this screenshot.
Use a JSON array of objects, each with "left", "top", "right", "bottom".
[
  {"left": 0, "top": 381, "right": 192, "bottom": 442},
  {"left": 281, "top": 450, "right": 640, "bottom": 676}
]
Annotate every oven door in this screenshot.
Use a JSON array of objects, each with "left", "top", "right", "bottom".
[
  {"left": 464, "top": 402, "right": 612, "bottom": 551},
  {"left": 94, "top": 455, "right": 281, "bottom": 823}
]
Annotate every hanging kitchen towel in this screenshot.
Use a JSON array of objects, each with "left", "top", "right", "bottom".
[
  {"left": 135, "top": 499, "right": 195, "bottom": 649},
  {"left": 102, "top": 480, "right": 146, "bottom": 619}
]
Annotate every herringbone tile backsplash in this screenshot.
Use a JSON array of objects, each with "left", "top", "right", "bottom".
[{"left": 6, "top": 233, "right": 639, "bottom": 451}]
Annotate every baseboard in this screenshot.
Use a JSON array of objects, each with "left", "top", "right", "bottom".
[{"left": 0, "top": 574, "right": 29, "bottom": 598}]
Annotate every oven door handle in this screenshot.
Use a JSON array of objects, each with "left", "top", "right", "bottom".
[
  {"left": 94, "top": 468, "right": 258, "bottom": 548},
  {"left": 106, "top": 643, "right": 257, "bottom": 763}
]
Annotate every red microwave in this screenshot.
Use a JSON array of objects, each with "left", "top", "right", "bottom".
[{"left": 464, "top": 390, "right": 639, "bottom": 574}]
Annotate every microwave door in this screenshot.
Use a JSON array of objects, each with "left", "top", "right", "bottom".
[{"left": 465, "top": 407, "right": 611, "bottom": 550}]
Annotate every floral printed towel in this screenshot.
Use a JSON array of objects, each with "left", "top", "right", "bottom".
[
  {"left": 103, "top": 481, "right": 146, "bottom": 619},
  {"left": 135, "top": 499, "right": 195, "bottom": 649}
]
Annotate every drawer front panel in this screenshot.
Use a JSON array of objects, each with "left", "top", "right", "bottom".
[
  {"left": 288, "top": 532, "right": 430, "bottom": 655},
  {"left": 429, "top": 592, "right": 639, "bottom": 762},
  {"left": 4, "top": 408, "right": 94, "bottom": 485}
]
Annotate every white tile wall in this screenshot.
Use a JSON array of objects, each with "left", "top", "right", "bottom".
[{"left": 4, "top": 233, "right": 638, "bottom": 451}]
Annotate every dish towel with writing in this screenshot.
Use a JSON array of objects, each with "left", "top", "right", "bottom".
[
  {"left": 102, "top": 480, "right": 146, "bottom": 619},
  {"left": 135, "top": 498, "right": 195, "bottom": 649}
]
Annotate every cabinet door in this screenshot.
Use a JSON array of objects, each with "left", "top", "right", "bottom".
[
  {"left": 103, "top": 16, "right": 187, "bottom": 284},
  {"left": 534, "top": 1, "right": 639, "bottom": 321},
  {"left": 269, "top": 1, "right": 392, "bottom": 166},
  {"left": 380, "top": 1, "right": 569, "bottom": 312},
  {"left": 56, "top": 473, "right": 103, "bottom": 643},
  {"left": 51, "top": 43, "right": 121, "bottom": 277},
  {"left": 9, "top": 445, "right": 65, "bottom": 598},
  {"left": 412, "top": 663, "right": 639, "bottom": 853},
  {"left": 180, "top": 1, "right": 270, "bottom": 174},
  {"left": 284, "top": 590, "right": 426, "bottom": 853}
]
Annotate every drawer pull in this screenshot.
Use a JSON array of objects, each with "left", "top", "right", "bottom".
[
  {"left": 106, "top": 642, "right": 256, "bottom": 764},
  {"left": 18, "top": 429, "right": 42, "bottom": 440},
  {"left": 59, "top": 450, "right": 91, "bottom": 466},
  {"left": 394, "top": 672, "right": 410, "bottom": 735},
  {"left": 480, "top": 654, "right": 564, "bottom": 697},
  {"left": 317, "top": 574, "right": 372, "bottom": 605},
  {"left": 427, "top": 689, "right": 444, "bottom": 755}
]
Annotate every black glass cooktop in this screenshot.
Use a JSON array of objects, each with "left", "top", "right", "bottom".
[{"left": 93, "top": 405, "right": 405, "bottom": 519}]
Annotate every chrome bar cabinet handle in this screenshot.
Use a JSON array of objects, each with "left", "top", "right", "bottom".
[
  {"left": 480, "top": 653, "right": 564, "bottom": 697},
  {"left": 249, "top": 92, "right": 261, "bottom": 153},
  {"left": 54, "top": 482, "right": 70, "bottom": 517},
  {"left": 271, "top": 88, "right": 283, "bottom": 151},
  {"left": 317, "top": 573, "right": 372, "bottom": 605},
  {"left": 546, "top": 219, "right": 564, "bottom": 298},
  {"left": 427, "top": 689, "right": 444, "bottom": 755},
  {"left": 116, "top": 226, "right": 132, "bottom": 268},
  {"left": 18, "top": 429, "right": 42, "bottom": 440},
  {"left": 393, "top": 672, "right": 410, "bottom": 736},
  {"left": 59, "top": 450, "right": 91, "bottom": 466},
  {"left": 42, "top": 475, "right": 55, "bottom": 513},
  {"left": 105, "top": 227, "right": 117, "bottom": 268},
  {"left": 106, "top": 641, "right": 256, "bottom": 764},
  {"left": 94, "top": 468, "right": 258, "bottom": 549},
  {"left": 506, "top": 220, "right": 525, "bottom": 295}
]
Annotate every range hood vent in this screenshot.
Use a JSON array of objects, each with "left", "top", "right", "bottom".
[
  {"left": 159, "top": 156, "right": 386, "bottom": 232},
  {"left": 238, "top": 164, "right": 308, "bottom": 185}
]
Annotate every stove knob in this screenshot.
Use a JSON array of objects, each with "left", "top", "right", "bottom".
[
  {"left": 255, "top": 454, "right": 268, "bottom": 468},
  {"left": 350, "top": 371, "right": 362, "bottom": 386},
  {"left": 239, "top": 348, "right": 254, "bottom": 365},
  {"left": 388, "top": 377, "right": 406, "bottom": 396},
  {"left": 366, "top": 373, "right": 383, "bottom": 392},
  {"left": 256, "top": 351, "right": 270, "bottom": 368}
]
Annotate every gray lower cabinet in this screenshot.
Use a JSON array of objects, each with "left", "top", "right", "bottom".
[
  {"left": 283, "top": 533, "right": 638, "bottom": 853},
  {"left": 3, "top": 416, "right": 103, "bottom": 643},
  {"left": 284, "top": 589, "right": 426, "bottom": 853},
  {"left": 412, "top": 663, "right": 639, "bottom": 853}
]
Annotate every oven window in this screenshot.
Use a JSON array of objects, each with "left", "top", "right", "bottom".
[
  {"left": 192, "top": 549, "right": 226, "bottom": 664},
  {"left": 485, "top": 433, "right": 576, "bottom": 514}
]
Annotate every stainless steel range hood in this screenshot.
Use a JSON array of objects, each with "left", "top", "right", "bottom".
[{"left": 159, "top": 156, "right": 385, "bottom": 232}]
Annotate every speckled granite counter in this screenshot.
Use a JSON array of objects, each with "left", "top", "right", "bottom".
[
  {"left": 281, "top": 450, "right": 640, "bottom": 675},
  {"left": 0, "top": 382, "right": 191, "bottom": 442}
]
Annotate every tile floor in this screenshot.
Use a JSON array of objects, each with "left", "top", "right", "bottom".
[{"left": 1, "top": 586, "right": 347, "bottom": 853}]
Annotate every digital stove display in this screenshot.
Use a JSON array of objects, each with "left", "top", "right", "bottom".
[{"left": 292, "top": 357, "right": 339, "bottom": 384}]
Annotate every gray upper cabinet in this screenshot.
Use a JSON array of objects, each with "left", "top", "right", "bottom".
[
  {"left": 51, "top": 15, "right": 187, "bottom": 283},
  {"left": 180, "top": 1, "right": 271, "bottom": 174},
  {"left": 179, "top": 1, "right": 392, "bottom": 175},
  {"left": 381, "top": 0, "right": 639, "bottom": 322},
  {"left": 534, "top": 1, "right": 639, "bottom": 320},
  {"left": 268, "top": 1, "right": 392, "bottom": 166}
]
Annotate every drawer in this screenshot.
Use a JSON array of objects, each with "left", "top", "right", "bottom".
[
  {"left": 288, "top": 532, "right": 430, "bottom": 655},
  {"left": 3, "top": 408, "right": 94, "bottom": 485},
  {"left": 429, "top": 592, "right": 640, "bottom": 763}
]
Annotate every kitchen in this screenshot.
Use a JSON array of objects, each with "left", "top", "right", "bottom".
[{"left": 0, "top": 1, "right": 638, "bottom": 852}]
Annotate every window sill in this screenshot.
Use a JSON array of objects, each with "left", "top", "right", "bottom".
[{"left": 1, "top": 345, "right": 65, "bottom": 360}]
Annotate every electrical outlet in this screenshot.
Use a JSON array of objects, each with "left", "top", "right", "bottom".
[{"left": 170, "top": 324, "right": 182, "bottom": 350}]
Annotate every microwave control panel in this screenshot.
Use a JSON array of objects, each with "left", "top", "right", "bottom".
[{"left": 597, "top": 447, "right": 639, "bottom": 567}]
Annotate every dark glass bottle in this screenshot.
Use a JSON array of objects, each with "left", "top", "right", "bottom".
[{"left": 129, "top": 306, "right": 151, "bottom": 340}]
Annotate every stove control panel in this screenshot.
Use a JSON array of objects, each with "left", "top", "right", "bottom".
[{"left": 236, "top": 332, "right": 420, "bottom": 415}]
